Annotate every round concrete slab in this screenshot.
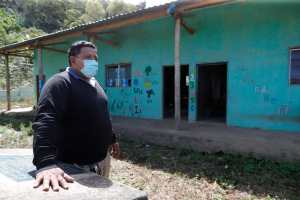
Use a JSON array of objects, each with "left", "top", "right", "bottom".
[{"left": 0, "top": 149, "right": 148, "bottom": 200}]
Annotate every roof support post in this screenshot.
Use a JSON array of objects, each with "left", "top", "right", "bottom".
[
  {"left": 5, "top": 54, "right": 11, "bottom": 111},
  {"left": 37, "top": 47, "right": 45, "bottom": 101},
  {"left": 174, "top": 16, "right": 181, "bottom": 129}
]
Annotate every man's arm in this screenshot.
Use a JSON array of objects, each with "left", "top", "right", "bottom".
[{"left": 32, "top": 75, "right": 73, "bottom": 191}]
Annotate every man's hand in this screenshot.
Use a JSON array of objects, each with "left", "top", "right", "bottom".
[
  {"left": 33, "top": 167, "right": 74, "bottom": 192},
  {"left": 111, "top": 142, "right": 121, "bottom": 159}
]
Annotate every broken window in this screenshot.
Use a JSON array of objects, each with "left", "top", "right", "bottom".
[
  {"left": 106, "top": 63, "right": 131, "bottom": 87},
  {"left": 290, "top": 48, "right": 300, "bottom": 85}
]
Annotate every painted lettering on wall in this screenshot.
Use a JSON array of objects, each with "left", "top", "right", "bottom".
[
  {"left": 279, "top": 105, "right": 289, "bottom": 116},
  {"left": 189, "top": 73, "right": 196, "bottom": 112},
  {"left": 133, "top": 87, "right": 143, "bottom": 95},
  {"left": 145, "top": 66, "right": 152, "bottom": 76}
]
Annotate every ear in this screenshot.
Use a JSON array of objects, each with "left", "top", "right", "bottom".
[{"left": 70, "top": 56, "right": 76, "bottom": 65}]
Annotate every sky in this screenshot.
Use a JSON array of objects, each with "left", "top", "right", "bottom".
[{"left": 123, "top": 0, "right": 174, "bottom": 7}]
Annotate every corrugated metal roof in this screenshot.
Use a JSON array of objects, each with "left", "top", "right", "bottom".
[
  {"left": 0, "top": 1, "right": 175, "bottom": 53},
  {"left": 0, "top": 0, "right": 236, "bottom": 53}
]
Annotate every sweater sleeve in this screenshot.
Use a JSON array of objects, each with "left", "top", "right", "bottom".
[{"left": 32, "top": 75, "right": 69, "bottom": 170}]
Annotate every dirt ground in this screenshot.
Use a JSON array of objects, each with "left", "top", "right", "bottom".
[{"left": 0, "top": 115, "right": 299, "bottom": 200}]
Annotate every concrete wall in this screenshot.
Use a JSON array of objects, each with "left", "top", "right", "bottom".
[
  {"left": 0, "top": 85, "right": 33, "bottom": 101},
  {"left": 34, "top": 1, "right": 300, "bottom": 133}
]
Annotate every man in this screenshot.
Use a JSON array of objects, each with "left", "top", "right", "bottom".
[{"left": 32, "top": 40, "right": 120, "bottom": 191}]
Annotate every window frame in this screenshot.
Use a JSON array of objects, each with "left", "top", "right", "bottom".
[
  {"left": 289, "top": 47, "right": 300, "bottom": 86},
  {"left": 105, "top": 63, "right": 131, "bottom": 88}
]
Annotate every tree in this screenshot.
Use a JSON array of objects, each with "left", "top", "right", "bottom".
[
  {"left": 106, "top": 0, "right": 136, "bottom": 18},
  {"left": 80, "top": 0, "right": 106, "bottom": 23},
  {"left": 0, "top": 8, "right": 45, "bottom": 90},
  {"left": 136, "top": 1, "right": 146, "bottom": 10},
  {"left": 0, "top": 8, "right": 21, "bottom": 46},
  {"left": 64, "top": 0, "right": 140, "bottom": 28},
  {"left": 22, "top": 0, "right": 67, "bottom": 33}
]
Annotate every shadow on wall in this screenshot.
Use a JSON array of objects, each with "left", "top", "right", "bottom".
[{"left": 119, "top": 139, "right": 300, "bottom": 200}]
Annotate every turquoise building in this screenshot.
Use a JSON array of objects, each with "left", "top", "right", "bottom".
[{"left": 1, "top": 0, "right": 300, "bottom": 133}]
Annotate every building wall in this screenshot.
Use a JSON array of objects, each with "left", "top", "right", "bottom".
[
  {"left": 34, "top": 1, "right": 300, "bottom": 132},
  {"left": 0, "top": 85, "right": 33, "bottom": 102}
]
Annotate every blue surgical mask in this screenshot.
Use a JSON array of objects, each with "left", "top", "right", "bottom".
[{"left": 81, "top": 59, "right": 98, "bottom": 78}]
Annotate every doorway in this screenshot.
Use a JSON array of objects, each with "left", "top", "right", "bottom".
[
  {"left": 197, "top": 63, "right": 227, "bottom": 122},
  {"left": 163, "top": 65, "right": 189, "bottom": 120}
]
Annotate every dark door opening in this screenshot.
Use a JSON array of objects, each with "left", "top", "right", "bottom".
[
  {"left": 197, "top": 63, "right": 227, "bottom": 122},
  {"left": 163, "top": 65, "right": 189, "bottom": 120}
]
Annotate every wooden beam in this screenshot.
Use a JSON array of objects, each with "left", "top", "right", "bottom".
[
  {"left": 0, "top": 32, "right": 81, "bottom": 53},
  {"left": 29, "top": 41, "right": 69, "bottom": 50},
  {"left": 86, "top": 33, "right": 118, "bottom": 47},
  {"left": 97, "top": 35, "right": 118, "bottom": 47},
  {"left": 178, "top": 0, "right": 235, "bottom": 12},
  {"left": 5, "top": 54, "right": 11, "bottom": 111},
  {"left": 42, "top": 41, "right": 69, "bottom": 47},
  {"left": 43, "top": 47, "right": 67, "bottom": 54},
  {"left": 38, "top": 32, "right": 82, "bottom": 47},
  {"left": 174, "top": 17, "right": 181, "bottom": 129},
  {"left": 86, "top": 8, "right": 168, "bottom": 33},
  {"left": 6, "top": 48, "right": 34, "bottom": 54},
  {"left": 180, "top": 16, "right": 195, "bottom": 34},
  {"left": 1, "top": 53, "right": 33, "bottom": 58},
  {"left": 0, "top": 0, "right": 236, "bottom": 53}
]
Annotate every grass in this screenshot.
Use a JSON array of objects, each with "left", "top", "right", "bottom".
[
  {"left": 112, "top": 140, "right": 300, "bottom": 200},
  {"left": 0, "top": 115, "right": 299, "bottom": 200},
  {"left": 0, "top": 115, "right": 33, "bottom": 148}
]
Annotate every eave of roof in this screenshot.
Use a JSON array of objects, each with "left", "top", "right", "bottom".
[{"left": 0, "top": 0, "right": 235, "bottom": 54}]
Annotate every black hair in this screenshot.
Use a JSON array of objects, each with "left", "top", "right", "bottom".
[{"left": 68, "top": 40, "right": 97, "bottom": 66}]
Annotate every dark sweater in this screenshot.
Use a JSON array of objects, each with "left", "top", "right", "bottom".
[{"left": 32, "top": 70, "right": 116, "bottom": 170}]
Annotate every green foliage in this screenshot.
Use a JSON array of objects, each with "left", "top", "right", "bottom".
[
  {"left": 1, "top": 0, "right": 144, "bottom": 32},
  {"left": 0, "top": 8, "right": 45, "bottom": 89},
  {"left": 106, "top": 0, "right": 137, "bottom": 18},
  {"left": 22, "top": 0, "right": 67, "bottom": 33},
  {"left": 64, "top": 9, "right": 86, "bottom": 28},
  {"left": 0, "top": 8, "right": 21, "bottom": 46},
  {"left": 64, "top": 0, "right": 142, "bottom": 29},
  {"left": 0, "top": 0, "right": 144, "bottom": 90}
]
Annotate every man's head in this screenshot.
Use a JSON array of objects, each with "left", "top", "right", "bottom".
[{"left": 68, "top": 41, "right": 98, "bottom": 76}]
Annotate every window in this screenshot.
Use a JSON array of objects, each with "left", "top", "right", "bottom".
[
  {"left": 106, "top": 63, "right": 131, "bottom": 87},
  {"left": 290, "top": 49, "right": 300, "bottom": 85}
]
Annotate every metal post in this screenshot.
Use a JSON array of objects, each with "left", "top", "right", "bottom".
[{"left": 174, "top": 17, "right": 181, "bottom": 129}]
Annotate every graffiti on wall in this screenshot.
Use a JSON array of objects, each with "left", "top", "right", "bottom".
[
  {"left": 132, "top": 96, "right": 142, "bottom": 115},
  {"left": 145, "top": 66, "right": 152, "bottom": 76},
  {"left": 254, "top": 85, "right": 278, "bottom": 105},
  {"left": 254, "top": 84, "right": 291, "bottom": 117},
  {"left": 189, "top": 73, "right": 196, "bottom": 112},
  {"left": 109, "top": 65, "right": 158, "bottom": 117},
  {"left": 133, "top": 87, "right": 143, "bottom": 95},
  {"left": 279, "top": 105, "right": 289, "bottom": 117},
  {"left": 109, "top": 89, "right": 131, "bottom": 115}
]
